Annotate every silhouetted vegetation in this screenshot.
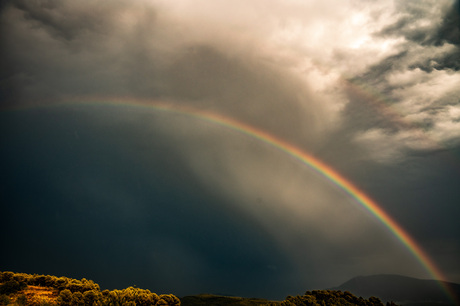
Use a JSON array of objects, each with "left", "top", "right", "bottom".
[
  {"left": 0, "top": 271, "right": 180, "bottom": 305},
  {"left": 1, "top": 271, "right": 404, "bottom": 306},
  {"left": 331, "top": 274, "right": 460, "bottom": 305},
  {"left": 180, "top": 293, "right": 281, "bottom": 305},
  {"left": 180, "top": 292, "right": 399, "bottom": 306},
  {"left": 0, "top": 279, "right": 27, "bottom": 295},
  {"left": 280, "top": 290, "right": 397, "bottom": 306},
  {"left": 0, "top": 294, "right": 11, "bottom": 306}
]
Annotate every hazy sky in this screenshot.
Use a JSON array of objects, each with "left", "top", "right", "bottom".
[{"left": 1, "top": 0, "right": 459, "bottom": 300}]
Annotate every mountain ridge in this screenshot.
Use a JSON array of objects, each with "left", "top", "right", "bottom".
[{"left": 330, "top": 274, "right": 460, "bottom": 305}]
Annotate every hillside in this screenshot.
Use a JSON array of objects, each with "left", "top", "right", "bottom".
[
  {"left": 0, "top": 271, "right": 180, "bottom": 305},
  {"left": 180, "top": 291, "right": 389, "bottom": 306},
  {"left": 180, "top": 294, "right": 280, "bottom": 306},
  {"left": 330, "top": 274, "right": 460, "bottom": 305},
  {"left": 1, "top": 271, "right": 389, "bottom": 305},
  {"left": 5, "top": 271, "right": 458, "bottom": 305}
]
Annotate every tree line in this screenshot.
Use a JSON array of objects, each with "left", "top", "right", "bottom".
[
  {"left": 0, "top": 271, "right": 180, "bottom": 306},
  {"left": 280, "top": 290, "right": 397, "bottom": 306},
  {"left": 1, "top": 271, "right": 399, "bottom": 306}
]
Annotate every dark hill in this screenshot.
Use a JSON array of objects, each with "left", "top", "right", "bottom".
[
  {"left": 330, "top": 274, "right": 460, "bottom": 305},
  {"left": 180, "top": 294, "right": 280, "bottom": 306}
]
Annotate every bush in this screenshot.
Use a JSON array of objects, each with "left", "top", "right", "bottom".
[
  {"left": 0, "top": 279, "right": 27, "bottom": 295},
  {"left": 57, "top": 289, "right": 72, "bottom": 306},
  {"left": 1, "top": 271, "right": 181, "bottom": 306},
  {"left": 0, "top": 272, "right": 14, "bottom": 283},
  {"left": 0, "top": 294, "right": 10, "bottom": 306},
  {"left": 82, "top": 290, "right": 99, "bottom": 305},
  {"left": 281, "top": 290, "right": 386, "bottom": 306},
  {"left": 17, "top": 293, "right": 28, "bottom": 306},
  {"left": 70, "top": 291, "right": 84, "bottom": 306}
]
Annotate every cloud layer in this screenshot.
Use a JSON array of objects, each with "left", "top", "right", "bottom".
[{"left": 1, "top": 0, "right": 459, "bottom": 299}]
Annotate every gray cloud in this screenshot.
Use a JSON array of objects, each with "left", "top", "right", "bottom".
[
  {"left": 1, "top": 0, "right": 459, "bottom": 299},
  {"left": 1, "top": 0, "right": 329, "bottom": 147},
  {"left": 376, "top": 0, "right": 459, "bottom": 71},
  {"left": 378, "top": 0, "right": 458, "bottom": 46},
  {"left": 12, "top": 0, "right": 112, "bottom": 41},
  {"left": 341, "top": 0, "right": 460, "bottom": 162}
]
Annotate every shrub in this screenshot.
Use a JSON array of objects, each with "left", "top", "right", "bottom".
[
  {"left": 0, "top": 294, "right": 10, "bottom": 306},
  {"left": 281, "top": 290, "right": 386, "bottom": 306},
  {"left": 0, "top": 279, "right": 27, "bottom": 294},
  {"left": 70, "top": 291, "right": 84, "bottom": 306},
  {"left": 0, "top": 272, "right": 14, "bottom": 283},
  {"left": 17, "top": 293, "right": 28, "bottom": 306},
  {"left": 1, "top": 271, "right": 181, "bottom": 306},
  {"left": 82, "top": 290, "right": 99, "bottom": 305},
  {"left": 57, "top": 289, "right": 72, "bottom": 305}
]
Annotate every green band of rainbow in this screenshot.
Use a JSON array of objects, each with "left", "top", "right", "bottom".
[{"left": 2, "top": 97, "right": 457, "bottom": 303}]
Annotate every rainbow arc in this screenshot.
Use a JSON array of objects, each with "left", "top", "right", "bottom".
[{"left": 2, "top": 97, "right": 457, "bottom": 303}]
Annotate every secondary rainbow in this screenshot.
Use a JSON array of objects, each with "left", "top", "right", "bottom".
[{"left": 2, "top": 97, "right": 457, "bottom": 302}]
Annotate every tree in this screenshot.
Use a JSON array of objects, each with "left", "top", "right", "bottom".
[
  {"left": 158, "top": 294, "right": 181, "bottom": 306},
  {"left": 17, "top": 293, "right": 28, "bottom": 306},
  {"left": 0, "top": 279, "right": 27, "bottom": 295},
  {"left": 0, "top": 295, "right": 10, "bottom": 306},
  {"left": 0, "top": 272, "right": 14, "bottom": 282},
  {"left": 57, "top": 289, "right": 73, "bottom": 306},
  {"left": 281, "top": 290, "right": 387, "bottom": 306},
  {"left": 83, "top": 290, "right": 99, "bottom": 305},
  {"left": 71, "top": 291, "right": 85, "bottom": 306},
  {"left": 368, "top": 296, "right": 384, "bottom": 306}
]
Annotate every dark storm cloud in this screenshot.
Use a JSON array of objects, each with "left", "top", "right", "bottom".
[
  {"left": 376, "top": 0, "right": 460, "bottom": 71},
  {"left": 0, "top": 106, "right": 295, "bottom": 297},
  {"left": 370, "top": 0, "right": 460, "bottom": 75},
  {"left": 12, "top": 0, "right": 109, "bottom": 41},
  {"left": 440, "top": 0, "right": 460, "bottom": 42},
  {"left": 0, "top": 0, "right": 330, "bottom": 297},
  {"left": 1, "top": 0, "right": 460, "bottom": 300},
  {"left": 0, "top": 0, "right": 160, "bottom": 105},
  {"left": 378, "top": 1, "right": 459, "bottom": 46},
  {"left": 0, "top": 0, "right": 326, "bottom": 146}
]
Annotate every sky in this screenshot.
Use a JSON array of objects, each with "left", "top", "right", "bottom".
[{"left": 1, "top": 0, "right": 459, "bottom": 300}]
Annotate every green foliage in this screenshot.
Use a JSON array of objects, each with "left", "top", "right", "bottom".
[{"left": 281, "top": 290, "right": 386, "bottom": 306}]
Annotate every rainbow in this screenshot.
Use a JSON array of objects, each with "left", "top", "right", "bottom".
[{"left": 2, "top": 97, "right": 457, "bottom": 303}]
